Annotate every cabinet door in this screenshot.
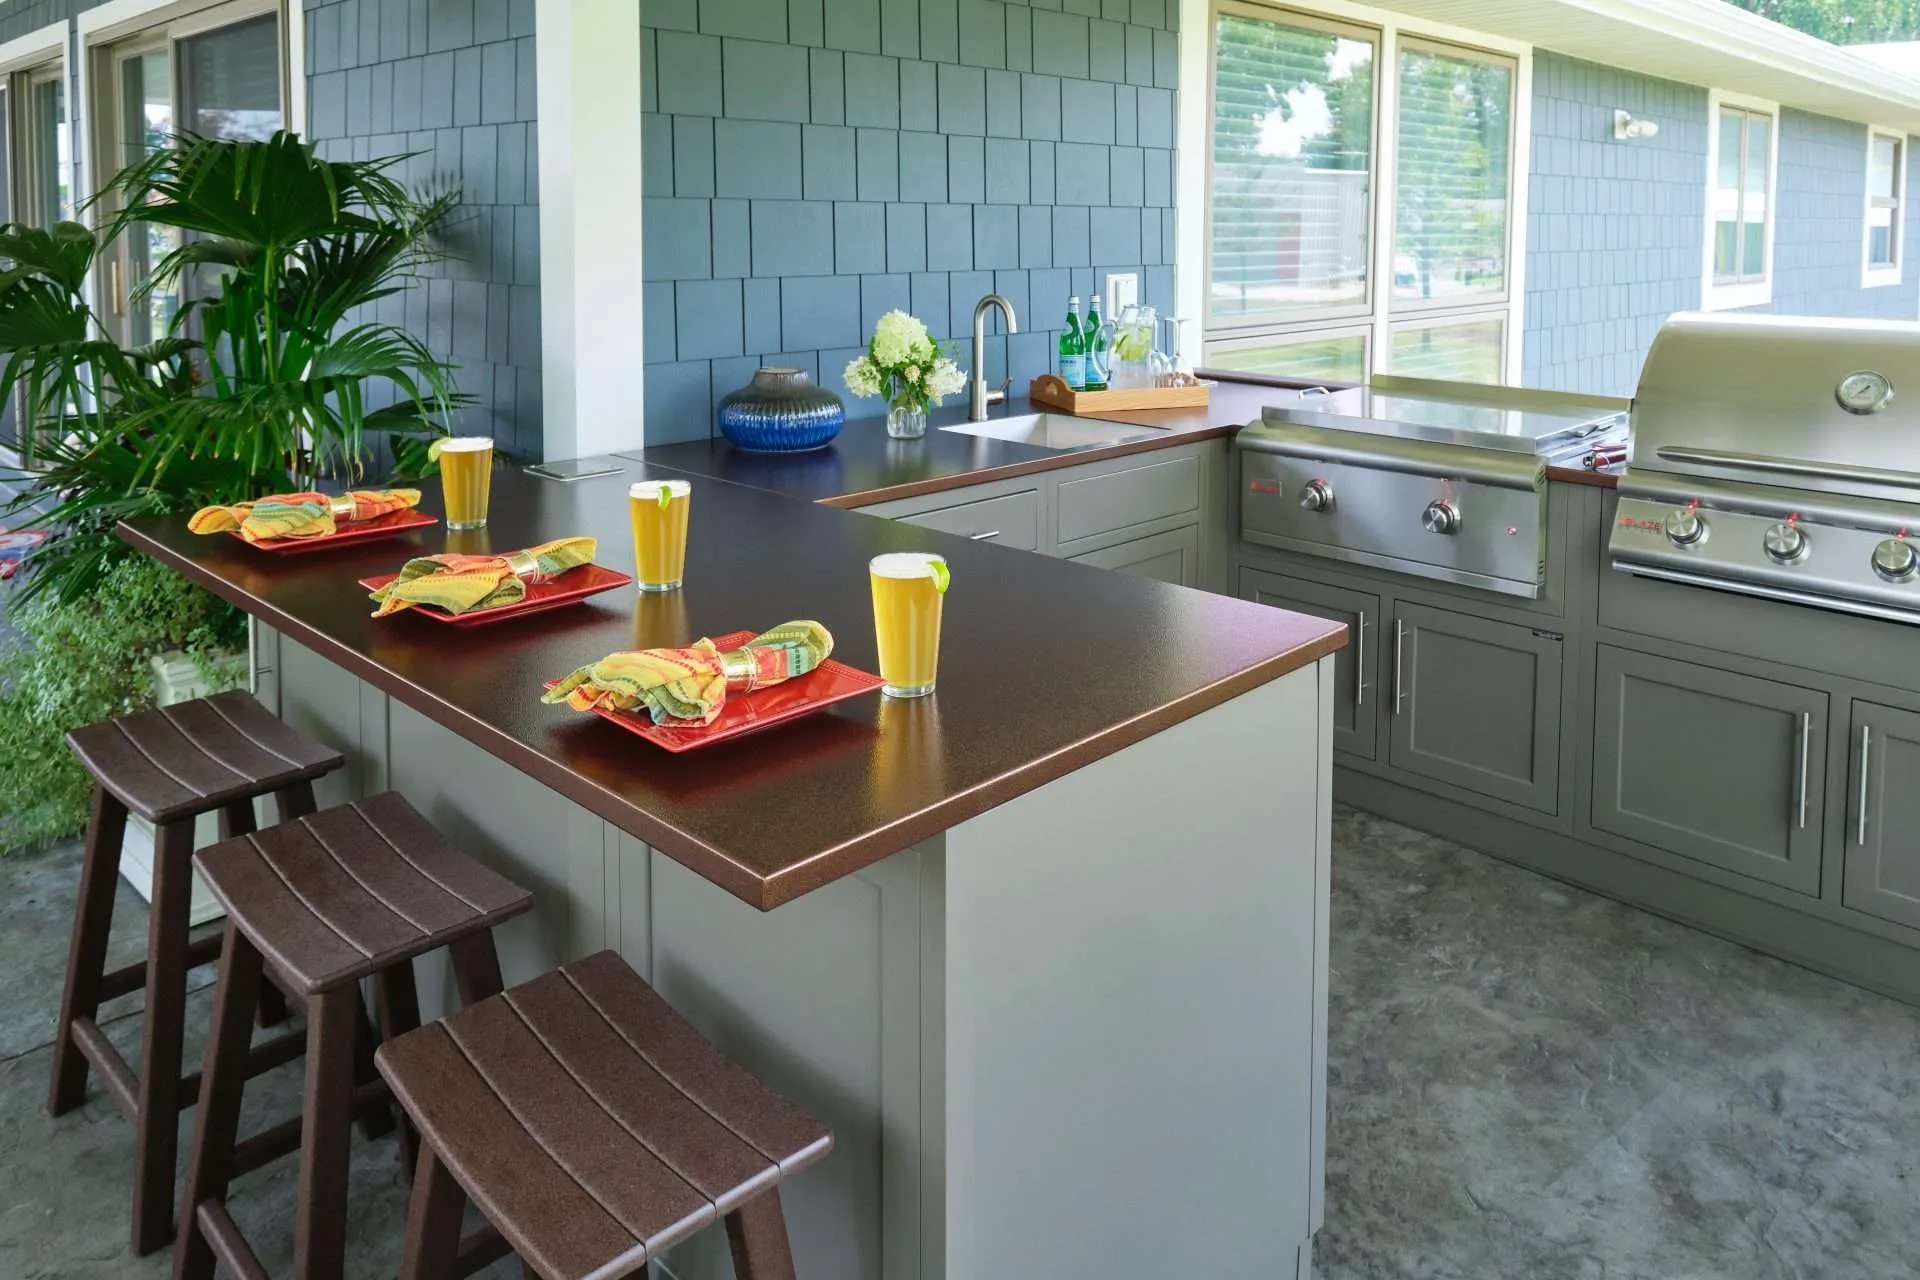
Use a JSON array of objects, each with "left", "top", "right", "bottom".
[
  {"left": 1843, "top": 701, "right": 1920, "bottom": 929},
  {"left": 1068, "top": 525, "right": 1199, "bottom": 587},
  {"left": 1241, "top": 568, "right": 1378, "bottom": 762},
  {"left": 1591, "top": 647, "right": 1824, "bottom": 895},
  {"left": 1389, "top": 602, "right": 1562, "bottom": 814}
]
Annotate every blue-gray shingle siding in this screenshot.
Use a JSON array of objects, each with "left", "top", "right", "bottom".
[
  {"left": 1525, "top": 52, "right": 1920, "bottom": 397},
  {"left": 640, "top": 0, "right": 1180, "bottom": 445}
]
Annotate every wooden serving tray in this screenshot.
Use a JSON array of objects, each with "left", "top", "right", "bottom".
[{"left": 1028, "top": 374, "right": 1211, "bottom": 414}]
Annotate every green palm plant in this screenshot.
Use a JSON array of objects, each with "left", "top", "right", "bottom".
[{"left": 0, "top": 130, "right": 467, "bottom": 605}]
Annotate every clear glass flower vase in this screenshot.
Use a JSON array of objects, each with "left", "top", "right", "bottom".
[{"left": 886, "top": 400, "right": 929, "bottom": 439}]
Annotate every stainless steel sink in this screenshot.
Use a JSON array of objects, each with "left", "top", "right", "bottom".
[{"left": 939, "top": 413, "right": 1164, "bottom": 451}]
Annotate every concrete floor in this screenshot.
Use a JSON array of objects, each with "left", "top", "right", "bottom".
[{"left": 1, "top": 812, "right": 1918, "bottom": 1278}]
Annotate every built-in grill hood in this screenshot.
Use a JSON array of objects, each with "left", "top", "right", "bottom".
[
  {"left": 1612, "top": 312, "right": 1920, "bottom": 626},
  {"left": 1630, "top": 312, "right": 1920, "bottom": 506}
]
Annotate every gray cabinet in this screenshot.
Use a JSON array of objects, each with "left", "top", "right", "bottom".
[
  {"left": 1389, "top": 602, "right": 1562, "bottom": 814},
  {"left": 1242, "top": 568, "right": 1379, "bottom": 762},
  {"left": 894, "top": 487, "right": 1041, "bottom": 551},
  {"left": 1054, "top": 451, "right": 1202, "bottom": 549},
  {"left": 1843, "top": 701, "right": 1920, "bottom": 929},
  {"left": 1591, "top": 647, "right": 1825, "bottom": 896},
  {"left": 1069, "top": 526, "right": 1199, "bottom": 586}
]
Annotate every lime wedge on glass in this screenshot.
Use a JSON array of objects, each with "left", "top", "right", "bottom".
[{"left": 930, "top": 560, "right": 951, "bottom": 594}]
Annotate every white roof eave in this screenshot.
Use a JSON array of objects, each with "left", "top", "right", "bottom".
[{"left": 1374, "top": 0, "right": 1920, "bottom": 131}]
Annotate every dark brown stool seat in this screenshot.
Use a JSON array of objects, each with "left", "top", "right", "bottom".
[
  {"left": 50, "top": 691, "right": 344, "bottom": 1255},
  {"left": 377, "top": 950, "right": 833, "bottom": 1280},
  {"left": 175, "top": 791, "right": 534, "bottom": 1280}
]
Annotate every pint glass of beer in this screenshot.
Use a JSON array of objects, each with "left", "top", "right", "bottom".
[
  {"left": 869, "top": 553, "right": 947, "bottom": 698},
  {"left": 438, "top": 437, "right": 494, "bottom": 530},
  {"left": 629, "top": 480, "right": 692, "bottom": 592}
]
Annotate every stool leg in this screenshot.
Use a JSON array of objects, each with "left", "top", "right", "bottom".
[
  {"left": 396, "top": 1145, "right": 464, "bottom": 1280},
  {"left": 218, "top": 799, "right": 292, "bottom": 1029},
  {"left": 353, "top": 986, "right": 397, "bottom": 1141},
  {"left": 131, "top": 818, "right": 195, "bottom": 1256},
  {"left": 376, "top": 961, "right": 424, "bottom": 1173},
  {"left": 294, "top": 986, "right": 358, "bottom": 1280},
  {"left": 173, "top": 923, "right": 264, "bottom": 1280},
  {"left": 447, "top": 933, "right": 506, "bottom": 1006},
  {"left": 49, "top": 788, "right": 127, "bottom": 1116},
  {"left": 276, "top": 779, "right": 318, "bottom": 822},
  {"left": 724, "top": 1190, "right": 798, "bottom": 1280}
]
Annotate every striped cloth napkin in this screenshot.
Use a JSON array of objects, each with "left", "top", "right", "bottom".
[
  {"left": 543, "top": 620, "right": 834, "bottom": 725},
  {"left": 189, "top": 489, "right": 422, "bottom": 543},
  {"left": 370, "top": 537, "right": 599, "bottom": 617}
]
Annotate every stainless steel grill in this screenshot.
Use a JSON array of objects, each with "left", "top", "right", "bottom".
[
  {"left": 1237, "top": 376, "right": 1628, "bottom": 597},
  {"left": 1610, "top": 312, "right": 1920, "bottom": 625}
]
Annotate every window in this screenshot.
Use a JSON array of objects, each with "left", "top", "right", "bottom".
[
  {"left": 1865, "top": 128, "right": 1904, "bottom": 287},
  {"left": 1702, "top": 93, "right": 1776, "bottom": 309},
  {"left": 1204, "top": 6, "right": 1520, "bottom": 384},
  {"left": 20, "top": 64, "right": 70, "bottom": 228},
  {"left": 87, "top": 1, "right": 283, "bottom": 346}
]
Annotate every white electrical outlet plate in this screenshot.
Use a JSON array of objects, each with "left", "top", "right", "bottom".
[{"left": 1105, "top": 272, "right": 1139, "bottom": 313}]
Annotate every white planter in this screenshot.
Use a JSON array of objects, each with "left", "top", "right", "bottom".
[{"left": 116, "top": 650, "right": 236, "bottom": 927}]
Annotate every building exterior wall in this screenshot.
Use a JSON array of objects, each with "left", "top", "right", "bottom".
[
  {"left": 1756, "top": 107, "right": 1920, "bottom": 321},
  {"left": 1524, "top": 52, "right": 1920, "bottom": 398},
  {"left": 1521, "top": 53, "right": 1708, "bottom": 397},
  {"left": 304, "top": 0, "right": 544, "bottom": 460},
  {"left": 638, "top": 0, "right": 1181, "bottom": 444}
]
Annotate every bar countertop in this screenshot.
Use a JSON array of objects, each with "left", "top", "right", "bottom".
[{"left": 121, "top": 465, "right": 1345, "bottom": 910}]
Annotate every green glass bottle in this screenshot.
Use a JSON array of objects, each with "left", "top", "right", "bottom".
[
  {"left": 1084, "top": 293, "right": 1109, "bottom": 390},
  {"left": 1059, "top": 296, "right": 1085, "bottom": 389}
]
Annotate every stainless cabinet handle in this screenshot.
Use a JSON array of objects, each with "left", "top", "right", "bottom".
[
  {"left": 968, "top": 530, "right": 1000, "bottom": 541},
  {"left": 1858, "top": 725, "right": 1873, "bottom": 846},
  {"left": 1796, "top": 711, "right": 1811, "bottom": 830},
  {"left": 1393, "top": 620, "right": 1407, "bottom": 715},
  {"left": 1354, "top": 615, "right": 1368, "bottom": 709}
]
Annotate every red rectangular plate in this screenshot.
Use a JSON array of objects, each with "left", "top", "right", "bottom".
[
  {"left": 545, "top": 631, "right": 884, "bottom": 753},
  {"left": 235, "top": 507, "right": 438, "bottom": 552},
  {"left": 359, "top": 562, "right": 634, "bottom": 626}
]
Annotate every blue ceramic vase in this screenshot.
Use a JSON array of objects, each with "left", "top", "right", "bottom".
[{"left": 716, "top": 367, "right": 845, "bottom": 452}]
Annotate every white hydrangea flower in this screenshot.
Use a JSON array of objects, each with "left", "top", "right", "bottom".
[
  {"left": 871, "top": 310, "right": 929, "bottom": 369},
  {"left": 926, "top": 358, "right": 966, "bottom": 402},
  {"left": 904, "top": 364, "right": 921, "bottom": 383},
  {"left": 844, "top": 356, "right": 883, "bottom": 399}
]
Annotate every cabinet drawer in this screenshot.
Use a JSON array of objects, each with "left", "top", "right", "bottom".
[
  {"left": 897, "top": 489, "right": 1040, "bottom": 551},
  {"left": 1069, "top": 526, "right": 1199, "bottom": 586},
  {"left": 1056, "top": 453, "right": 1202, "bottom": 546},
  {"left": 1591, "top": 647, "right": 1824, "bottom": 896}
]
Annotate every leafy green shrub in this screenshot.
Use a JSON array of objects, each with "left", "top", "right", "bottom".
[{"left": 0, "top": 557, "right": 246, "bottom": 850}]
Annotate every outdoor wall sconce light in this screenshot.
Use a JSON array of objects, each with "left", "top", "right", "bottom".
[{"left": 1614, "top": 109, "right": 1660, "bottom": 140}]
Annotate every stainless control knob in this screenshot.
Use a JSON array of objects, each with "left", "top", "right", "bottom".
[
  {"left": 1422, "top": 500, "right": 1461, "bottom": 536},
  {"left": 1873, "top": 538, "right": 1919, "bottom": 581},
  {"left": 1664, "top": 508, "right": 1705, "bottom": 546},
  {"left": 1299, "top": 479, "right": 1335, "bottom": 513},
  {"left": 1763, "top": 522, "right": 1808, "bottom": 563}
]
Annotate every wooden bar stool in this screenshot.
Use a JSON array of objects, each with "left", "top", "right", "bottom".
[
  {"left": 173, "top": 790, "right": 532, "bottom": 1280},
  {"left": 376, "top": 950, "right": 834, "bottom": 1280},
  {"left": 51, "top": 690, "right": 345, "bottom": 1255}
]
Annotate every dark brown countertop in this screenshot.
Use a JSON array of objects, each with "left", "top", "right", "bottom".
[
  {"left": 122, "top": 464, "right": 1345, "bottom": 911},
  {"left": 629, "top": 381, "right": 1283, "bottom": 508}
]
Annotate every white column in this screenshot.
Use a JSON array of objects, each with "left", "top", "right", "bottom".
[{"left": 536, "top": 0, "right": 646, "bottom": 461}]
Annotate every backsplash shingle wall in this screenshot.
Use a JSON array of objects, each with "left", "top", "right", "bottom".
[
  {"left": 1522, "top": 54, "right": 1707, "bottom": 398},
  {"left": 305, "top": 0, "right": 544, "bottom": 460},
  {"left": 640, "top": 0, "right": 1180, "bottom": 445}
]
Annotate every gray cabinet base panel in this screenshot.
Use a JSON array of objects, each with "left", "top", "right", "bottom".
[{"left": 1338, "top": 767, "right": 1920, "bottom": 1008}]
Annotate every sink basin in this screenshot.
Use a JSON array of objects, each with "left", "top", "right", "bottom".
[{"left": 940, "top": 413, "right": 1164, "bottom": 451}]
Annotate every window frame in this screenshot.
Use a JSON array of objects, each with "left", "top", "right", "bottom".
[
  {"left": 1864, "top": 125, "right": 1905, "bottom": 289},
  {"left": 1203, "top": 2, "right": 1383, "bottom": 337},
  {"left": 1701, "top": 88, "right": 1779, "bottom": 311},
  {"left": 1197, "top": 1, "right": 1529, "bottom": 385},
  {"left": 79, "top": 0, "right": 284, "bottom": 344}
]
